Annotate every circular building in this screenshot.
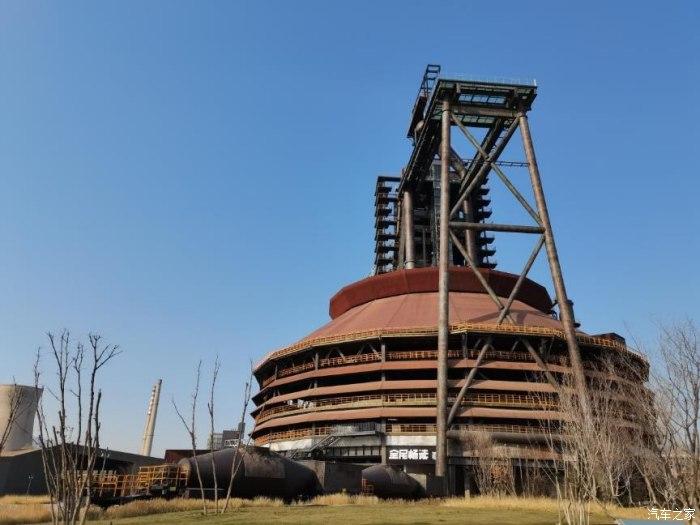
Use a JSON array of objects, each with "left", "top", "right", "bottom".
[{"left": 250, "top": 267, "right": 647, "bottom": 494}]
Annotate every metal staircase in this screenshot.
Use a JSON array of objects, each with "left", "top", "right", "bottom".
[{"left": 288, "top": 426, "right": 379, "bottom": 460}]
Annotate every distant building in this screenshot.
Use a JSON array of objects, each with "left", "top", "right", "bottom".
[{"left": 208, "top": 424, "right": 245, "bottom": 450}]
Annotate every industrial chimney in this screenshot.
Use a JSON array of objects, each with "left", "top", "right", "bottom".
[{"left": 139, "top": 379, "right": 162, "bottom": 457}]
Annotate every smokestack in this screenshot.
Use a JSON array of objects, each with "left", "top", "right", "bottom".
[{"left": 140, "top": 379, "right": 162, "bottom": 457}]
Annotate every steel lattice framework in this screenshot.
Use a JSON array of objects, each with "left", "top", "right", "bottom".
[{"left": 396, "top": 65, "right": 591, "bottom": 490}]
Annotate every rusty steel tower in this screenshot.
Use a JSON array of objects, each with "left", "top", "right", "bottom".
[
  {"left": 250, "top": 64, "right": 642, "bottom": 498},
  {"left": 377, "top": 65, "right": 590, "bottom": 491}
]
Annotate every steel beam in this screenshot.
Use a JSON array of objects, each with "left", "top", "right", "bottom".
[
  {"left": 521, "top": 338, "right": 559, "bottom": 389},
  {"left": 518, "top": 113, "right": 591, "bottom": 419},
  {"left": 435, "top": 99, "right": 450, "bottom": 487},
  {"left": 449, "top": 231, "right": 560, "bottom": 391},
  {"left": 445, "top": 149, "right": 478, "bottom": 262},
  {"left": 461, "top": 201, "right": 478, "bottom": 264},
  {"left": 496, "top": 236, "right": 545, "bottom": 324},
  {"left": 403, "top": 188, "right": 416, "bottom": 269},
  {"left": 446, "top": 338, "right": 492, "bottom": 426},
  {"left": 450, "top": 119, "right": 519, "bottom": 218},
  {"left": 451, "top": 115, "right": 541, "bottom": 224},
  {"left": 449, "top": 222, "right": 544, "bottom": 234},
  {"left": 449, "top": 106, "right": 519, "bottom": 119},
  {"left": 448, "top": 148, "right": 467, "bottom": 179}
]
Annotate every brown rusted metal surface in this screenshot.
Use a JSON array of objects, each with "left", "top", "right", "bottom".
[
  {"left": 253, "top": 406, "right": 563, "bottom": 435},
  {"left": 329, "top": 266, "right": 552, "bottom": 319}
]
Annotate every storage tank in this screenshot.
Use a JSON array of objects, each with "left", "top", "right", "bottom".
[
  {"left": 361, "top": 465, "right": 423, "bottom": 499},
  {"left": 0, "top": 384, "right": 42, "bottom": 453},
  {"left": 178, "top": 446, "right": 320, "bottom": 500}
]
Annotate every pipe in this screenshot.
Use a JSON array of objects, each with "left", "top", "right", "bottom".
[
  {"left": 140, "top": 379, "right": 162, "bottom": 457},
  {"left": 403, "top": 188, "right": 415, "bottom": 269},
  {"left": 435, "top": 98, "right": 450, "bottom": 490}
]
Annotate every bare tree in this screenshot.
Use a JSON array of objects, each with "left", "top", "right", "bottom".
[
  {"left": 534, "top": 320, "right": 698, "bottom": 524},
  {"left": 465, "top": 430, "right": 516, "bottom": 497},
  {"left": 539, "top": 384, "right": 594, "bottom": 525},
  {"left": 172, "top": 359, "right": 207, "bottom": 515},
  {"left": 206, "top": 356, "right": 221, "bottom": 513},
  {"left": 536, "top": 363, "right": 636, "bottom": 525},
  {"left": 222, "top": 361, "right": 253, "bottom": 513},
  {"left": 630, "top": 320, "right": 699, "bottom": 517},
  {"left": 33, "top": 330, "right": 120, "bottom": 525}
]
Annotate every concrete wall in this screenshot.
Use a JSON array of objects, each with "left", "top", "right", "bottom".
[
  {"left": 0, "top": 451, "right": 46, "bottom": 495},
  {"left": 0, "top": 385, "right": 41, "bottom": 453}
]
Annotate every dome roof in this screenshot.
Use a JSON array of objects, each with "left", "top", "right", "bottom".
[
  {"left": 329, "top": 267, "right": 553, "bottom": 318},
  {"left": 306, "top": 268, "right": 560, "bottom": 342},
  {"left": 256, "top": 268, "right": 563, "bottom": 368}
]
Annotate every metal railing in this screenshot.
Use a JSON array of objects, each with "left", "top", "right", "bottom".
[
  {"left": 262, "top": 347, "right": 569, "bottom": 387},
  {"left": 255, "top": 422, "right": 380, "bottom": 445},
  {"left": 320, "top": 353, "right": 381, "bottom": 368},
  {"left": 256, "top": 321, "right": 642, "bottom": 370},
  {"left": 255, "top": 392, "right": 558, "bottom": 423},
  {"left": 85, "top": 464, "right": 187, "bottom": 499},
  {"left": 385, "top": 422, "right": 542, "bottom": 435},
  {"left": 277, "top": 361, "right": 314, "bottom": 378}
]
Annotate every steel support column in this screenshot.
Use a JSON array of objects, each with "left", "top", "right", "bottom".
[
  {"left": 518, "top": 113, "right": 591, "bottom": 418},
  {"left": 462, "top": 200, "right": 478, "bottom": 266},
  {"left": 445, "top": 150, "right": 478, "bottom": 263},
  {"left": 436, "top": 98, "right": 451, "bottom": 488},
  {"left": 403, "top": 188, "right": 416, "bottom": 269}
]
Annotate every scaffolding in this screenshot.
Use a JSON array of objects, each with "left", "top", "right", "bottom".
[{"left": 86, "top": 464, "right": 188, "bottom": 502}]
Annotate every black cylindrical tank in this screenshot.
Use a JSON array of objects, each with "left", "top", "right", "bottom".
[
  {"left": 178, "top": 446, "right": 320, "bottom": 500},
  {"left": 361, "top": 465, "right": 423, "bottom": 499}
]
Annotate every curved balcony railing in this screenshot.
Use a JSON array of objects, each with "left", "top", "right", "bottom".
[
  {"left": 253, "top": 421, "right": 544, "bottom": 445},
  {"left": 260, "top": 348, "right": 569, "bottom": 387},
  {"left": 320, "top": 353, "right": 381, "bottom": 368},
  {"left": 278, "top": 362, "right": 315, "bottom": 378},
  {"left": 259, "top": 342, "right": 641, "bottom": 389},
  {"left": 255, "top": 392, "right": 558, "bottom": 424},
  {"left": 256, "top": 322, "right": 644, "bottom": 369}
]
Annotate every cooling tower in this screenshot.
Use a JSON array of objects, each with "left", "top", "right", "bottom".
[{"left": 0, "top": 384, "right": 42, "bottom": 453}]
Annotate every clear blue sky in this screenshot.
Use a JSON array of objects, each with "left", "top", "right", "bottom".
[{"left": 0, "top": 1, "right": 698, "bottom": 456}]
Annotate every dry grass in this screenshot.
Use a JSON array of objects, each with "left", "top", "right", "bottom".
[
  {"left": 0, "top": 495, "right": 51, "bottom": 505},
  {"left": 441, "top": 495, "right": 648, "bottom": 520},
  {"left": 229, "top": 496, "right": 284, "bottom": 508},
  {"left": 302, "top": 493, "right": 381, "bottom": 506},
  {"left": 0, "top": 501, "right": 103, "bottom": 525},
  {"left": 103, "top": 496, "right": 284, "bottom": 519},
  {"left": 103, "top": 498, "right": 205, "bottom": 519},
  {"left": 0, "top": 494, "right": 649, "bottom": 524},
  {"left": 87, "top": 497, "right": 649, "bottom": 524},
  {"left": 0, "top": 504, "right": 52, "bottom": 525},
  {"left": 441, "top": 495, "right": 561, "bottom": 511}
]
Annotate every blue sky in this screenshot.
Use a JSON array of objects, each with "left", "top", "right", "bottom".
[{"left": 0, "top": 1, "right": 698, "bottom": 456}]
